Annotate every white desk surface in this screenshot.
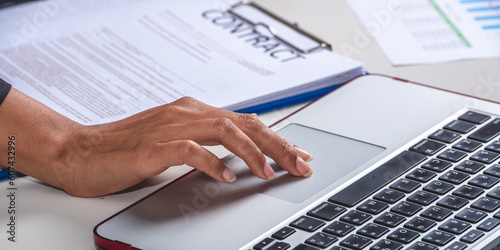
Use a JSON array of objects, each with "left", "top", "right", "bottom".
[{"left": 1, "top": 1, "right": 499, "bottom": 249}]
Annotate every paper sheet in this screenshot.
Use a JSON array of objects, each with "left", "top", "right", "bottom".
[
  {"left": 0, "top": 0, "right": 363, "bottom": 124},
  {"left": 347, "top": 0, "right": 500, "bottom": 65}
]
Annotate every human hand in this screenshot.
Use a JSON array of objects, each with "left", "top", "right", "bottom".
[{"left": 50, "top": 97, "right": 313, "bottom": 197}]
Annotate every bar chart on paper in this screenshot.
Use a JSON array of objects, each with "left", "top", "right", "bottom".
[
  {"left": 453, "top": 0, "right": 500, "bottom": 42},
  {"left": 464, "top": 0, "right": 500, "bottom": 30},
  {"left": 347, "top": 0, "right": 500, "bottom": 65},
  {"left": 460, "top": 0, "right": 500, "bottom": 39}
]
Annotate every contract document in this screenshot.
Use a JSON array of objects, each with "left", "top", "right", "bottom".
[{"left": 0, "top": 0, "right": 363, "bottom": 125}]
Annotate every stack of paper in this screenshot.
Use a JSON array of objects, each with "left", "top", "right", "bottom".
[{"left": 0, "top": 0, "right": 364, "bottom": 125}]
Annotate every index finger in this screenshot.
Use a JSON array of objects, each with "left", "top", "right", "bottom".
[{"left": 231, "top": 113, "right": 313, "bottom": 177}]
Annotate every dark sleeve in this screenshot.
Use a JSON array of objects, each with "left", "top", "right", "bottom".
[
  {"left": 0, "top": 0, "right": 36, "bottom": 8},
  {"left": 0, "top": 78, "right": 12, "bottom": 106}
]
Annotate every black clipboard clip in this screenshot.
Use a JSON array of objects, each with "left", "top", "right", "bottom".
[{"left": 228, "top": 1, "right": 332, "bottom": 54}]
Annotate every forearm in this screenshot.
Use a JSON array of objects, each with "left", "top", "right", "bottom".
[{"left": 0, "top": 88, "right": 85, "bottom": 190}]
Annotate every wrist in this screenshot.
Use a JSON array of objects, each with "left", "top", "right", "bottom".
[
  {"left": 18, "top": 116, "right": 87, "bottom": 190},
  {"left": 0, "top": 88, "right": 90, "bottom": 192}
]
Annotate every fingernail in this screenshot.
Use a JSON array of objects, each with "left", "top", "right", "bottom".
[
  {"left": 295, "top": 146, "right": 313, "bottom": 162},
  {"left": 264, "top": 162, "right": 276, "bottom": 180},
  {"left": 223, "top": 168, "right": 236, "bottom": 183},
  {"left": 296, "top": 157, "right": 313, "bottom": 177}
]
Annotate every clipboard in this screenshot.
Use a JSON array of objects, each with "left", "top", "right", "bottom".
[
  {"left": 227, "top": 1, "right": 332, "bottom": 54},
  {"left": 227, "top": 1, "right": 339, "bottom": 113}
]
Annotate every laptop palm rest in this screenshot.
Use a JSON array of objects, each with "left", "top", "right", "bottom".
[{"left": 95, "top": 123, "right": 384, "bottom": 249}]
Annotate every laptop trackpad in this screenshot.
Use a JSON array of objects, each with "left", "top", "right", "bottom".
[{"left": 225, "top": 123, "right": 385, "bottom": 203}]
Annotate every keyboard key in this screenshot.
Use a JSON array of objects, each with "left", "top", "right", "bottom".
[
  {"left": 452, "top": 185, "right": 484, "bottom": 200},
  {"left": 357, "top": 223, "right": 390, "bottom": 239},
  {"left": 453, "top": 139, "right": 482, "bottom": 153},
  {"left": 340, "top": 210, "right": 372, "bottom": 226},
  {"left": 421, "top": 159, "right": 452, "bottom": 172},
  {"left": 470, "top": 150, "right": 500, "bottom": 164},
  {"left": 374, "top": 212, "right": 406, "bottom": 228},
  {"left": 487, "top": 186, "right": 500, "bottom": 200},
  {"left": 340, "top": 234, "right": 372, "bottom": 250},
  {"left": 438, "top": 219, "right": 471, "bottom": 234},
  {"left": 407, "top": 191, "right": 439, "bottom": 206},
  {"left": 292, "top": 244, "right": 319, "bottom": 250},
  {"left": 437, "top": 149, "right": 467, "bottom": 162},
  {"left": 290, "top": 216, "right": 325, "bottom": 232},
  {"left": 422, "top": 230, "right": 455, "bottom": 246},
  {"left": 307, "top": 202, "right": 346, "bottom": 221},
  {"left": 437, "top": 195, "right": 469, "bottom": 211},
  {"left": 323, "top": 221, "right": 354, "bottom": 237},
  {"left": 305, "top": 232, "right": 337, "bottom": 248},
  {"left": 328, "top": 151, "right": 426, "bottom": 207},
  {"left": 272, "top": 227, "right": 296, "bottom": 240},
  {"left": 410, "top": 139, "right": 446, "bottom": 156},
  {"left": 468, "top": 174, "right": 500, "bottom": 189},
  {"left": 370, "top": 239, "right": 403, "bottom": 250},
  {"left": 459, "top": 111, "right": 490, "bottom": 124},
  {"left": 329, "top": 247, "right": 349, "bottom": 250},
  {"left": 471, "top": 197, "right": 500, "bottom": 212},
  {"left": 373, "top": 189, "right": 405, "bottom": 204},
  {"left": 357, "top": 200, "right": 389, "bottom": 215},
  {"left": 387, "top": 228, "right": 420, "bottom": 244},
  {"left": 454, "top": 160, "right": 485, "bottom": 174},
  {"left": 390, "top": 179, "right": 421, "bottom": 193},
  {"left": 429, "top": 130, "right": 461, "bottom": 143},
  {"left": 445, "top": 241, "right": 467, "bottom": 250},
  {"left": 468, "top": 118, "right": 500, "bottom": 142},
  {"left": 460, "top": 229, "right": 484, "bottom": 244},
  {"left": 404, "top": 217, "right": 437, "bottom": 232},
  {"left": 439, "top": 170, "right": 470, "bottom": 185},
  {"left": 407, "top": 242, "right": 438, "bottom": 250},
  {"left": 406, "top": 169, "right": 437, "bottom": 183},
  {"left": 485, "top": 164, "right": 500, "bottom": 178},
  {"left": 390, "top": 201, "right": 423, "bottom": 217},
  {"left": 423, "top": 180, "right": 454, "bottom": 195},
  {"left": 477, "top": 218, "right": 500, "bottom": 232},
  {"left": 455, "top": 208, "right": 487, "bottom": 223},
  {"left": 444, "top": 120, "right": 476, "bottom": 134},
  {"left": 268, "top": 242, "right": 291, "bottom": 250},
  {"left": 421, "top": 206, "right": 453, "bottom": 221},
  {"left": 254, "top": 237, "right": 275, "bottom": 250},
  {"left": 486, "top": 140, "right": 500, "bottom": 153}
]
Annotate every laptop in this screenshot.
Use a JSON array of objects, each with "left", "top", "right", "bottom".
[{"left": 94, "top": 74, "right": 500, "bottom": 250}]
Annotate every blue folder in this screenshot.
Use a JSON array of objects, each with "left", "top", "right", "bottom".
[{"left": 235, "top": 84, "right": 342, "bottom": 114}]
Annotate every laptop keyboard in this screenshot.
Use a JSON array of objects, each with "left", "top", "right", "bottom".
[{"left": 251, "top": 111, "right": 500, "bottom": 250}]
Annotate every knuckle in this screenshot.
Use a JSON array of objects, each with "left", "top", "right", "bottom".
[
  {"left": 236, "top": 113, "right": 262, "bottom": 131},
  {"left": 168, "top": 96, "right": 206, "bottom": 114},
  {"left": 177, "top": 140, "right": 201, "bottom": 157},
  {"left": 175, "top": 96, "right": 203, "bottom": 109},
  {"left": 211, "top": 118, "right": 236, "bottom": 136},
  {"left": 177, "top": 96, "right": 198, "bottom": 104},
  {"left": 207, "top": 155, "right": 222, "bottom": 171},
  {"left": 278, "top": 138, "right": 296, "bottom": 158}
]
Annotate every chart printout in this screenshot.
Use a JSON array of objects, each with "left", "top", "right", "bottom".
[{"left": 348, "top": 0, "right": 500, "bottom": 65}]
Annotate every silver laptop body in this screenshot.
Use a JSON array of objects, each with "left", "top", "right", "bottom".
[{"left": 94, "top": 75, "right": 500, "bottom": 250}]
